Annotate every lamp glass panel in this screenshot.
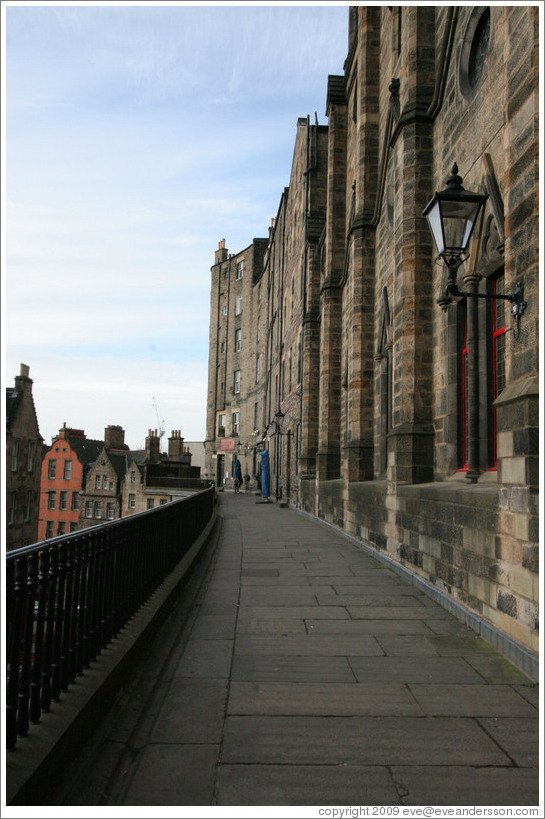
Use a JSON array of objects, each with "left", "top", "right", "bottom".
[
  {"left": 440, "top": 199, "right": 481, "bottom": 252},
  {"left": 425, "top": 201, "right": 445, "bottom": 255}
]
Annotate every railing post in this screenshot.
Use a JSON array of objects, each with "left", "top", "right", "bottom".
[
  {"left": 102, "top": 526, "right": 114, "bottom": 648},
  {"left": 41, "top": 545, "right": 57, "bottom": 712},
  {"left": 17, "top": 554, "right": 38, "bottom": 737},
  {"left": 85, "top": 531, "right": 98, "bottom": 666},
  {"left": 75, "top": 537, "right": 87, "bottom": 676},
  {"left": 110, "top": 524, "right": 123, "bottom": 637},
  {"left": 93, "top": 530, "right": 105, "bottom": 656},
  {"left": 69, "top": 538, "right": 82, "bottom": 683},
  {"left": 51, "top": 543, "right": 66, "bottom": 702},
  {"left": 60, "top": 540, "right": 74, "bottom": 692},
  {"left": 29, "top": 549, "right": 49, "bottom": 724},
  {"left": 6, "top": 560, "right": 25, "bottom": 750}
]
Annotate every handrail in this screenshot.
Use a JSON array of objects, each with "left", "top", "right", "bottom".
[{"left": 6, "top": 481, "right": 215, "bottom": 750}]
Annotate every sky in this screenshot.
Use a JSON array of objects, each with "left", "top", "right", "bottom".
[{"left": 2, "top": 0, "right": 349, "bottom": 450}]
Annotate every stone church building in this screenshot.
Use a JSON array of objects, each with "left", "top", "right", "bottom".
[{"left": 204, "top": 7, "right": 539, "bottom": 667}]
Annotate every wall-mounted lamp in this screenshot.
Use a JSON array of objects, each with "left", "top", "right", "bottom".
[
  {"left": 422, "top": 163, "right": 526, "bottom": 337},
  {"left": 268, "top": 411, "right": 285, "bottom": 438}
]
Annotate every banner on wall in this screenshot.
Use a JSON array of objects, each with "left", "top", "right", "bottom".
[{"left": 220, "top": 437, "right": 236, "bottom": 451}]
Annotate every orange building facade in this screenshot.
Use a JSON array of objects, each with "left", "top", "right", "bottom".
[{"left": 38, "top": 426, "right": 103, "bottom": 540}]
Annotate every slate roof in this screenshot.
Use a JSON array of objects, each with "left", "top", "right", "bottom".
[
  {"left": 6, "top": 386, "right": 43, "bottom": 441},
  {"left": 67, "top": 437, "right": 104, "bottom": 466},
  {"left": 6, "top": 388, "right": 20, "bottom": 431},
  {"left": 107, "top": 451, "right": 131, "bottom": 481},
  {"left": 128, "top": 450, "right": 147, "bottom": 466}
]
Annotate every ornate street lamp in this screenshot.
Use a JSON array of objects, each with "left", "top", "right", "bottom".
[
  {"left": 273, "top": 410, "right": 284, "bottom": 500},
  {"left": 422, "top": 163, "right": 527, "bottom": 482},
  {"left": 422, "top": 163, "right": 526, "bottom": 332},
  {"left": 423, "top": 162, "right": 487, "bottom": 276}
]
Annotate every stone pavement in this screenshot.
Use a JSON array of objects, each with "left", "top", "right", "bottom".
[{"left": 63, "top": 492, "right": 539, "bottom": 808}]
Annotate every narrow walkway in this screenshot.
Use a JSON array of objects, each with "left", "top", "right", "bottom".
[{"left": 65, "top": 492, "right": 539, "bottom": 807}]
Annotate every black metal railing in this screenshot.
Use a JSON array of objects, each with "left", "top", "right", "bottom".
[{"left": 6, "top": 481, "right": 215, "bottom": 750}]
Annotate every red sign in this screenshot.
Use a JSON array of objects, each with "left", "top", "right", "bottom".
[{"left": 220, "top": 437, "right": 236, "bottom": 451}]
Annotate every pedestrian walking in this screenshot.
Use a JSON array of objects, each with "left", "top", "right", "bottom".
[{"left": 233, "top": 458, "right": 243, "bottom": 493}]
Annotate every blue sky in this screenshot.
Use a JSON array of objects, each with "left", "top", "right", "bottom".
[{"left": 2, "top": 1, "right": 349, "bottom": 449}]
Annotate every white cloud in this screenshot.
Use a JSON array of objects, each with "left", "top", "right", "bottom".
[
  {"left": 5, "top": 351, "right": 208, "bottom": 449},
  {"left": 4, "top": 4, "right": 349, "bottom": 452}
]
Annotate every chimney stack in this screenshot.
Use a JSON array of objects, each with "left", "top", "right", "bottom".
[
  {"left": 168, "top": 429, "right": 185, "bottom": 459},
  {"left": 215, "top": 238, "right": 228, "bottom": 265},
  {"left": 145, "top": 429, "right": 161, "bottom": 463},
  {"left": 59, "top": 423, "right": 85, "bottom": 440},
  {"left": 104, "top": 425, "right": 128, "bottom": 450},
  {"left": 14, "top": 363, "right": 33, "bottom": 397}
]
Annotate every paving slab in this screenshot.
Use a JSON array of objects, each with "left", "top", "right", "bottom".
[
  {"left": 375, "top": 635, "right": 440, "bottom": 655},
  {"left": 235, "top": 633, "right": 384, "bottom": 656},
  {"left": 193, "top": 603, "right": 237, "bottom": 617},
  {"left": 348, "top": 655, "right": 486, "bottom": 684},
  {"left": 189, "top": 613, "right": 237, "bottom": 639},
  {"left": 315, "top": 592, "right": 429, "bottom": 606},
  {"left": 216, "top": 764, "right": 400, "bottom": 806},
  {"left": 408, "top": 684, "right": 539, "bottom": 716},
  {"left": 221, "top": 715, "right": 512, "bottom": 766},
  {"left": 241, "top": 574, "right": 322, "bottom": 586},
  {"left": 514, "top": 683, "right": 540, "bottom": 708},
  {"left": 150, "top": 677, "right": 228, "bottom": 743},
  {"left": 238, "top": 604, "right": 350, "bottom": 621},
  {"left": 200, "top": 586, "right": 240, "bottom": 605},
  {"left": 205, "top": 569, "right": 240, "bottom": 585},
  {"left": 476, "top": 717, "right": 540, "bottom": 767},
  {"left": 332, "top": 583, "right": 421, "bottom": 594},
  {"left": 416, "top": 617, "right": 476, "bottom": 635},
  {"left": 120, "top": 744, "right": 219, "bottom": 806},
  {"left": 173, "top": 638, "right": 233, "bottom": 678},
  {"left": 423, "top": 633, "right": 497, "bottom": 656},
  {"left": 231, "top": 653, "right": 357, "bottom": 682},
  {"left": 227, "top": 681, "right": 425, "bottom": 716},
  {"left": 462, "top": 654, "right": 536, "bottom": 684},
  {"left": 347, "top": 605, "right": 454, "bottom": 619},
  {"left": 236, "top": 615, "right": 309, "bottom": 634},
  {"left": 390, "top": 766, "right": 539, "bottom": 807},
  {"left": 239, "top": 586, "right": 321, "bottom": 605},
  {"left": 306, "top": 618, "right": 435, "bottom": 635}
]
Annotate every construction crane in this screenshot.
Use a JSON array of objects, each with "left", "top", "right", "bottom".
[{"left": 152, "top": 397, "right": 166, "bottom": 443}]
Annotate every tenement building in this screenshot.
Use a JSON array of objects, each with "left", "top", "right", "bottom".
[
  {"left": 39, "top": 424, "right": 104, "bottom": 540},
  {"left": 121, "top": 429, "right": 201, "bottom": 516},
  {"left": 6, "top": 364, "right": 44, "bottom": 550},
  {"left": 204, "top": 7, "right": 539, "bottom": 663}
]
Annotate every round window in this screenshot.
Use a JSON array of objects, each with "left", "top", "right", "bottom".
[{"left": 460, "top": 7, "right": 491, "bottom": 99}]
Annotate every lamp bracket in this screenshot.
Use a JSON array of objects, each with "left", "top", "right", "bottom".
[{"left": 445, "top": 281, "right": 527, "bottom": 339}]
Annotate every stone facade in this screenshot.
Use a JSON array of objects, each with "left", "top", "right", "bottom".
[
  {"left": 205, "top": 7, "right": 539, "bottom": 658},
  {"left": 122, "top": 430, "right": 201, "bottom": 516},
  {"left": 5, "top": 364, "right": 43, "bottom": 550},
  {"left": 78, "top": 426, "right": 131, "bottom": 527},
  {"left": 204, "top": 236, "right": 269, "bottom": 490}
]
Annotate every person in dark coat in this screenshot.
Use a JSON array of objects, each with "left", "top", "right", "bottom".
[{"left": 233, "top": 458, "right": 243, "bottom": 493}]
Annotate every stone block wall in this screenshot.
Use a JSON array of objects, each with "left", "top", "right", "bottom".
[
  {"left": 317, "top": 479, "right": 344, "bottom": 530},
  {"left": 317, "top": 480, "right": 538, "bottom": 654}
]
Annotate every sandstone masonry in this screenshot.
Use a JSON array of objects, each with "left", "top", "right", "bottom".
[{"left": 205, "top": 7, "right": 539, "bottom": 660}]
